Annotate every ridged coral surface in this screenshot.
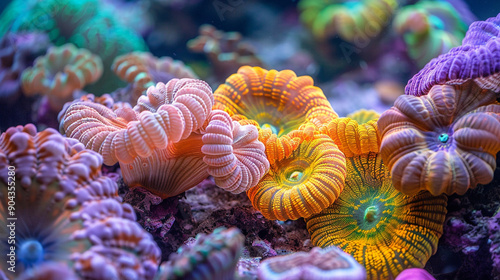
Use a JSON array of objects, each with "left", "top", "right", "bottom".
[
  {"left": 21, "top": 43, "right": 102, "bottom": 110},
  {"left": 155, "top": 227, "right": 244, "bottom": 280},
  {"left": 247, "top": 130, "right": 346, "bottom": 221},
  {"left": 214, "top": 66, "right": 337, "bottom": 136},
  {"left": 0, "top": 124, "right": 160, "bottom": 279},
  {"left": 320, "top": 117, "right": 380, "bottom": 157},
  {"left": 405, "top": 13, "right": 500, "bottom": 96},
  {"left": 112, "top": 51, "right": 197, "bottom": 105},
  {"left": 306, "top": 152, "right": 447, "bottom": 280},
  {"left": 378, "top": 82, "right": 500, "bottom": 196}
]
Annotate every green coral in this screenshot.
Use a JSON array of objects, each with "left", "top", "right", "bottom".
[{"left": 0, "top": 0, "right": 147, "bottom": 93}]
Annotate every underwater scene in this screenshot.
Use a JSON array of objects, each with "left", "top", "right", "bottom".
[{"left": 0, "top": 0, "right": 499, "bottom": 279}]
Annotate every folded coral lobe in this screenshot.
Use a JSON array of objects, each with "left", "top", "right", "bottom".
[{"left": 378, "top": 82, "right": 500, "bottom": 196}]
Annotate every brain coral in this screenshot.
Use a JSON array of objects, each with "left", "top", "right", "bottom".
[
  {"left": 257, "top": 246, "right": 366, "bottom": 280},
  {"left": 378, "top": 82, "right": 500, "bottom": 196},
  {"left": 112, "top": 51, "right": 197, "bottom": 105},
  {"left": 298, "top": 0, "right": 398, "bottom": 42},
  {"left": 155, "top": 227, "right": 244, "bottom": 280},
  {"left": 306, "top": 152, "right": 447, "bottom": 280},
  {"left": 393, "top": 1, "right": 467, "bottom": 68},
  {"left": 405, "top": 13, "right": 500, "bottom": 96},
  {"left": 0, "top": 124, "right": 160, "bottom": 279},
  {"left": 247, "top": 129, "right": 346, "bottom": 221},
  {"left": 59, "top": 79, "right": 268, "bottom": 198},
  {"left": 21, "top": 43, "right": 102, "bottom": 111}
]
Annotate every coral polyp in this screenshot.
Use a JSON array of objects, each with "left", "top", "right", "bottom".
[
  {"left": 0, "top": 124, "right": 160, "bottom": 279},
  {"left": 378, "top": 82, "right": 500, "bottom": 196},
  {"left": 214, "top": 66, "right": 338, "bottom": 137},
  {"left": 306, "top": 152, "right": 447, "bottom": 280},
  {"left": 247, "top": 130, "right": 346, "bottom": 220}
]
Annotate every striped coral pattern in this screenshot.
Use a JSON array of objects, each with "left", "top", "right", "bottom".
[
  {"left": 247, "top": 131, "right": 346, "bottom": 221},
  {"left": 214, "top": 66, "right": 337, "bottom": 137},
  {"left": 306, "top": 152, "right": 447, "bottom": 280},
  {"left": 320, "top": 117, "right": 380, "bottom": 157}
]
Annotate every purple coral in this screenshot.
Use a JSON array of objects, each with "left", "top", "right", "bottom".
[
  {"left": 0, "top": 124, "right": 160, "bottom": 279},
  {"left": 405, "top": 13, "right": 500, "bottom": 96}
]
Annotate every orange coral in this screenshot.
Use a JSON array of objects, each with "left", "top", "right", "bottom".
[
  {"left": 21, "top": 43, "right": 102, "bottom": 110},
  {"left": 306, "top": 152, "right": 447, "bottom": 280},
  {"left": 112, "top": 51, "right": 197, "bottom": 105},
  {"left": 214, "top": 66, "right": 337, "bottom": 135},
  {"left": 320, "top": 116, "right": 380, "bottom": 157},
  {"left": 378, "top": 82, "right": 500, "bottom": 196},
  {"left": 247, "top": 129, "right": 346, "bottom": 220}
]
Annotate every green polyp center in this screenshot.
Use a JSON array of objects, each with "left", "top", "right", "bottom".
[
  {"left": 19, "top": 239, "right": 44, "bottom": 267},
  {"left": 438, "top": 133, "right": 449, "bottom": 143},
  {"left": 261, "top": 123, "right": 278, "bottom": 135},
  {"left": 364, "top": 206, "right": 379, "bottom": 223},
  {"left": 288, "top": 170, "right": 304, "bottom": 182}
]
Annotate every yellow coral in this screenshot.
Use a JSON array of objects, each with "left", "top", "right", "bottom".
[{"left": 306, "top": 152, "right": 447, "bottom": 280}]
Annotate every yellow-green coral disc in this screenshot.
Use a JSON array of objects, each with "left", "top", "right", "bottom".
[{"left": 305, "top": 152, "right": 447, "bottom": 280}]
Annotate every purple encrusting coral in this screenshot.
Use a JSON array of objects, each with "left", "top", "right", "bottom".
[{"left": 405, "top": 13, "right": 500, "bottom": 96}]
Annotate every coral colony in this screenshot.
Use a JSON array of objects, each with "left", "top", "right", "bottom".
[{"left": 0, "top": 0, "right": 500, "bottom": 279}]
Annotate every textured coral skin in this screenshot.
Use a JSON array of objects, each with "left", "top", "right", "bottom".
[
  {"left": 202, "top": 110, "right": 269, "bottom": 194},
  {"left": 320, "top": 117, "right": 380, "bottom": 157},
  {"left": 156, "top": 227, "right": 244, "bottom": 280},
  {"left": 60, "top": 79, "right": 268, "bottom": 198},
  {"left": 378, "top": 82, "right": 500, "bottom": 196},
  {"left": 393, "top": 1, "right": 467, "bottom": 68},
  {"left": 21, "top": 43, "right": 102, "bottom": 110},
  {"left": 0, "top": 124, "right": 160, "bottom": 279},
  {"left": 112, "top": 51, "right": 197, "bottom": 105},
  {"left": 405, "top": 13, "right": 500, "bottom": 96},
  {"left": 299, "top": 0, "right": 398, "bottom": 41},
  {"left": 214, "top": 66, "right": 338, "bottom": 137},
  {"left": 247, "top": 129, "right": 346, "bottom": 221},
  {"left": 59, "top": 79, "right": 213, "bottom": 165},
  {"left": 347, "top": 109, "right": 380, "bottom": 124},
  {"left": 306, "top": 152, "right": 447, "bottom": 280},
  {"left": 258, "top": 246, "right": 366, "bottom": 280},
  {"left": 395, "top": 268, "right": 436, "bottom": 280}
]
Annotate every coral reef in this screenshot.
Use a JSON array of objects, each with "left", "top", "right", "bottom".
[
  {"left": 59, "top": 78, "right": 269, "bottom": 198},
  {"left": 0, "top": 124, "right": 160, "bottom": 279}
]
